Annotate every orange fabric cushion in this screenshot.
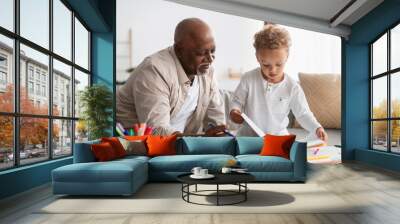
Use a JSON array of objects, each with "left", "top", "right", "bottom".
[
  {"left": 146, "top": 135, "right": 177, "bottom": 157},
  {"left": 101, "top": 137, "right": 126, "bottom": 158},
  {"left": 91, "top": 142, "right": 118, "bottom": 161},
  {"left": 124, "top": 135, "right": 149, "bottom": 141},
  {"left": 260, "top": 134, "right": 296, "bottom": 159}
]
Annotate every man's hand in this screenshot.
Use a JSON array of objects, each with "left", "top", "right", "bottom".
[
  {"left": 230, "top": 109, "right": 244, "bottom": 124},
  {"left": 205, "top": 124, "right": 227, "bottom": 137},
  {"left": 172, "top": 131, "right": 183, "bottom": 137},
  {"left": 316, "top": 127, "right": 328, "bottom": 142}
]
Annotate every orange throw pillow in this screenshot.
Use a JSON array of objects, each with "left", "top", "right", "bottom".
[
  {"left": 260, "top": 134, "right": 296, "bottom": 159},
  {"left": 124, "top": 135, "right": 149, "bottom": 141},
  {"left": 101, "top": 137, "right": 126, "bottom": 158},
  {"left": 146, "top": 135, "right": 177, "bottom": 157},
  {"left": 91, "top": 142, "right": 117, "bottom": 161}
]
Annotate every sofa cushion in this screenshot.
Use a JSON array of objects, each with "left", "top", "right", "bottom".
[
  {"left": 148, "top": 154, "right": 235, "bottom": 172},
  {"left": 236, "top": 155, "right": 293, "bottom": 172},
  {"left": 73, "top": 140, "right": 100, "bottom": 163},
  {"left": 179, "top": 137, "right": 235, "bottom": 155},
  {"left": 101, "top": 137, "right": 127, "bottom": 158},
  {"left": 53, "top": 158, "right": 148, "bottom": 183},
  {"left": 260, "top": 134, "right": 296, "bottom": 159},
  {"left": 236, "top": 137, "right": 263, "bottom": 155},
  {"left": 91, "top": 142, "right": 118, "bottom": 161},
  {"left": 147, "top": 135, "right": 177, "bottom": 157}
]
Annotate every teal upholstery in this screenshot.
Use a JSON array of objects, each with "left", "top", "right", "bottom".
[
  {"left": 149, "top": 154, "right": 234, "bottom": 172},
  {"left": 235, "top": 137, "right": 263, "bottom": 155},
  {"left": 236, "top": 155, "right": 293, "bottom": 172},
  {"left": 52, "top": 157, "right": 148, "bottom": 195},
  {"left": 52, "top": 137, "right": 307, "bottom": 195},
  {"left": 179, "top": 137, "right": 236, "bottom": 155},
  {"left": 149, "top": 154, "right": 235, "bottom": 181},
  {"left": 73, "top": 140, "right": 100, "bottom": 163}
]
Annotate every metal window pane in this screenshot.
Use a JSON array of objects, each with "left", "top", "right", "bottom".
[
  {"left": 53, "top": 119, "right": 72, "bottom": 158},
  {"left": 372, "top": 34, "right": 387, "bottom": 76},
  {"left": 20, "top": 44, "right": 49, "bottom": 115},
  {"left": 19, "top": 117, "right": 49, "bottom": 165},
  {"left": 0, "top": 34, "right": 14, "bottom": 113},
  {"left": 372, "top": 77, "right": 387, "bottom": 119},
  {"left": 0, "top": 116, "right": 14, "bottom": 170},
  {"left": 0, "top": 0, "right": 14, "bottom": 31},
  {"left": 391, "top": 72, "right": 400, "bottom": 118},
  {"left": 372, "top": 121, "right": 388, "bottom": 151},
  {"left": 74, "top": 69, "right": 89, "bottom": 118},
  {"left": 53, "top": 59, "right": 72, "bottom": 117},
  {"left": 20, "top": 0, "right": 49, "bottom": 49},
  {"left": 74, "top": 18, "right": 89, "bottom": 70},
  {"left": 391, "top": 24, "right": 400, "bottom": 70},
  {"left": 53, "top": 0, "right": 72, "bottom": 60},
  {"left": 75, "top": 120, "right": 88, "bottom": 143}
]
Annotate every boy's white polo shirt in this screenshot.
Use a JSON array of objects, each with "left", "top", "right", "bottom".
[{"left": 231, "top": 68, "right": 321, "bottom": 136}]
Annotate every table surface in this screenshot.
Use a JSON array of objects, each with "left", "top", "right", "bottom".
[{"left": 177, "top": 172, "right": 255, "bottom": 185}]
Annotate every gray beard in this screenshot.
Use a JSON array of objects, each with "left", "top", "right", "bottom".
[{"left": 197, "top": 68, "right": 208, "bottom": 76}]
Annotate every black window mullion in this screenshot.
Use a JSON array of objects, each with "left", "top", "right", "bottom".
[
  {"left": 71, "top": 10, "right": 76, "bottom": 154},
  {"left": 13, "top": 0, "right": 20, "bottom": 167},
  {"left": 387, "top": 30, "right": 391, "bottom": 152},
  {"left": 49, "top": 0, "right": 54, "bottom": 160},
  {"left": 370, "top": 45, "right": 373, "bottom": 149}
]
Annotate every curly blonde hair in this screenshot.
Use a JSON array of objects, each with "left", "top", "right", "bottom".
[{"left": 253, "top": 25, "right": 291, "bottom": 51}]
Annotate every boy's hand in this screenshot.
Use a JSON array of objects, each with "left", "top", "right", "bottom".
[
  {"left": 230, "top": 109, "right": 244, "bottom": 124},
  {"left": 316, "top": 127, "right": 328, "bottom": 142}
]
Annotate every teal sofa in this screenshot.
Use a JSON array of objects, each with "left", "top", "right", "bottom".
[{"left": 52, "top": 137, "right": 306, "bottom": 196}]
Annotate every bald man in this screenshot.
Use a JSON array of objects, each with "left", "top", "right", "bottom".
[{"left": 116, "top": 18, "right": 226, "bottom": 136}]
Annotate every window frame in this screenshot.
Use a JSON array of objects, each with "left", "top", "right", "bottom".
[
  {"left": 370, "top": 20, "right": 400, "bottom": 154},
  {"left": 0, "top": 0, "right": 92, "bottom": 171}
]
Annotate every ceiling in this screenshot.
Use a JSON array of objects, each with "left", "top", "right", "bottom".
[{"left": 166, "top": 0, "right": 384, "bottom": 38}]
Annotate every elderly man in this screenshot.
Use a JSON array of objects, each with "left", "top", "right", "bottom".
[{"left": 117, "top": 18, "right": 226, "bottom": 136}]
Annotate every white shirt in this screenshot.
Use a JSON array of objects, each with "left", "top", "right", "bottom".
[
  {"left": 230, "top": 68, "right": 321, "bottom": 136},
  {"left": 170, "top": 76, "right": 200, "bottom": 132}
]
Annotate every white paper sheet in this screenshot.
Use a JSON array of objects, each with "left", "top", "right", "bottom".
[{"left": 241, "top": 113, "right": 265, "bottom": 137}]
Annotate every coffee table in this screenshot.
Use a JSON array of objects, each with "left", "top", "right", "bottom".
[{"left": 177, "top": 172, "right": 255, "bottom": 206}]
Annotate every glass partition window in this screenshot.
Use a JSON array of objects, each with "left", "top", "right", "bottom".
[
  {"left": 0, "top": 0, "right": 14, "bottom": 32},
  {"left": 0, "top": 0, "right": 91, "bottom": 169},
  {"left": 0, "top": 35, "right": 14, "bottom": 113},
  {"left": 53, "top": 0, "right": 72, "bottom": 60},
  {"left": 53, "top": 59, "right": 72, "bottom": 117},
  {"left": 370, "top": 22, "right": 400, "bottom": 154},
  {"left": 20, "top": 0, "right": 49, "bottom": 49},
  {"left": 372, "top": 34, "right": 387, "bottom": 77},
  {"left": 74, "top": 69, "right": 89, "bottom": 118},
  {"left": 391, "top": 24, "right": 400, "bottom": 70},
  {"left": 0, "top": 116, "right": 13, "bottom": 170},
  {"left": 19, "top": 117, "right": 49, "bottom": 165},
  {"left": 53, "top": 119, "right": 72, "bottom": 158},
  {"left": 20, "top": 44, "right": 49, "bottom": 116},
  {"left": 74, "top": 18, "right": 89, "bottom": 70},
  {"left": 372, "top": 77, "right": 387, "bottom": 119}
]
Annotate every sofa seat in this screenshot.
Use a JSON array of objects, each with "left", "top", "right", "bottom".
[
  {"left": 52, "top": 157, "right": 148, "bottom": 196},
  {"left": 236, "top": 155, "right": 293, "bottom": 172},
  {"left": 148, "top": 154, "right": 235, "bottom": 181}
]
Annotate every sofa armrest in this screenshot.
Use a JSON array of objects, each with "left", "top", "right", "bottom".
[
  {"left": 289, "top": 141, "right": 307, "bottom": 181},
  {"left": 73, "top": 140, "right": 100, "bottom": 163}
]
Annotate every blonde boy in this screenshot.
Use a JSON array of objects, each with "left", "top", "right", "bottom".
[{"left": 230, "top": 25, "right": 327, "bottom": 141}]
